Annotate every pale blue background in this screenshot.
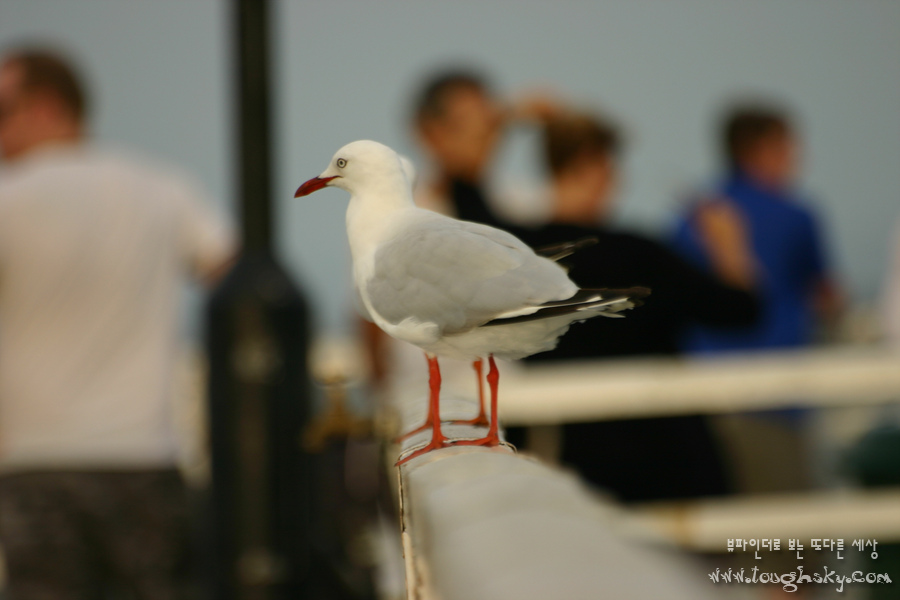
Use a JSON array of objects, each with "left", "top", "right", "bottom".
[{"left": 2, "top": 0, "right": 899, "bottom": 337}]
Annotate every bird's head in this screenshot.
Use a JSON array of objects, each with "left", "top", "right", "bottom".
[{"left": 294, "top": 140, "right": 415, "bottom": 199}]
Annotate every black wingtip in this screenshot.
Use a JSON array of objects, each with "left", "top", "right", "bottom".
[
  {"left": 615, "top": 286, "right": 651, "bottom": 307},
  {"left": 482, "top": 285, "right": 651, "bottom": 327}
]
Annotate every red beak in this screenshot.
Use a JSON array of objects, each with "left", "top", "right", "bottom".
[{"left": 294, "top": 175, "right": 338, "bottom": 198}]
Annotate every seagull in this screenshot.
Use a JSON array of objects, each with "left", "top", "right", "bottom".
[{"left": 295, "top": 140, "right": 649, "bottom": 465}]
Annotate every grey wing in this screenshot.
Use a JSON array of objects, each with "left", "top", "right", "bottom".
[{"left": 366, "top": 218, "right": 577, "bottom": 334}]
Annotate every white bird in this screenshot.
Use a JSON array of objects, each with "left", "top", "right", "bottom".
[{"left": 295, "top": 140, "right": 648, "bottom": 464}]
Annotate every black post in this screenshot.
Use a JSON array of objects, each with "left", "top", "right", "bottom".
[
  {"left": 235, "top": 0, "right": 271, "bottom": 252},
  {"left": 205, "top": 1, "right": 313, "bottom": 599}
]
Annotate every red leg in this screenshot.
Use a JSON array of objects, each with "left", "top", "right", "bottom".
[
  {"left": 449, "top": 359, "right": 489, "bottom": 427},
  {"left": 396, "top": 354, "right": 453, "bottom": 465},
  {"left": 394, "top": 353, "right": 441, "bottom": 442},
  {"left": 453, "top": 355, "right": 502, "bottom": 448}
]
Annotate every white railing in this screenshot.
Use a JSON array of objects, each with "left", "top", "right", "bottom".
[{"left": 497, "top": 346, "right": 900, "bottom": 424}]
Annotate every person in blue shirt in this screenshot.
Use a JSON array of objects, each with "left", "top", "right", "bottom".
[
  {"left": 671, "top": 103, "right": 843, "bottom": 495},
  {"left": 672, "top": 103, "right": 842, "bottom": 352}
]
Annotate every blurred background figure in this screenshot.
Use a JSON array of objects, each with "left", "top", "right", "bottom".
[
  {"left": 509, "top": 111, "right": 760, "bottom": 502},
  {"left": 0, "top": 47, "right": 233, "bottom": 600},
  {"left": 670, "top": 102, "right": 844, "bottom": 495},
  {"left": 411, "top": 69, "right": 502, "bottom": 220},
  {"left": 410, "top": 67, "right": 554, "bottom": 224},
  {"left": 672, "top": 102, "right": 842, "bottom": 351}
]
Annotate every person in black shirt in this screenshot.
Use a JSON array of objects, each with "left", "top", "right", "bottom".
[{"left": 450, "top": 111, "right": 760, "bottom": 502}]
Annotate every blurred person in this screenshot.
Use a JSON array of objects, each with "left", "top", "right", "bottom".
[
  {"left": 672, "top": 102, "right": 842, "bottom": 351},
  {"left": 671, "top": 102, "right": 843, "bottom": 494},
  {"left": 0, "top": 47, "right": 234, "bottom": 600},
  {"left": 411, "top": 67, "right": 555, "bottom": 224},
  {"left": 412, "top": 70, "right": 499, "bottom": 212},
  {"left": 509, "top": 111, "right": 760, "bottom": 502}
]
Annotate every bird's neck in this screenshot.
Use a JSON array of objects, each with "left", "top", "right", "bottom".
[{"left": 345, "top": 190, "right": 413, "bottom": 261}]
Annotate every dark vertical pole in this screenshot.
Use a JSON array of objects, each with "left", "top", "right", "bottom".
[
  {"left": 236, "top": 0, "right": 271, "bottom": 252},
  {"left": 205, "top": 1, "right": 313, "bottom": 599}
]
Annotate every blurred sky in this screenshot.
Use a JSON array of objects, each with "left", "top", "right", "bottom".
[{"left": 2, "top": 0, "right": 899, "bottom": 338}]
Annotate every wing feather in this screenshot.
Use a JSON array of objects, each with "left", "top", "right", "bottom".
[{"left": 365, "top": 216, "right": 577, "bottom": 333}]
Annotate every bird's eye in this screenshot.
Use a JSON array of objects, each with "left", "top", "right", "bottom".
[{"left": 336, "top": 158, "right": 347, "bottom": 168}]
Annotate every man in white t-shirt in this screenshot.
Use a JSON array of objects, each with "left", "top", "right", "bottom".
[{"left": 0, "top": 47, "right": 234, "bottom": 600}]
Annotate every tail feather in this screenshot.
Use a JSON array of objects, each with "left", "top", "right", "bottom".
[{"left": 482, "top": 286, "right": 651, "bottom": 327}]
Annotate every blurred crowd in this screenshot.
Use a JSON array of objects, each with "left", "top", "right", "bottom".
[{"left": 1, "top": 43, "right": 899, "bottom": 600}]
